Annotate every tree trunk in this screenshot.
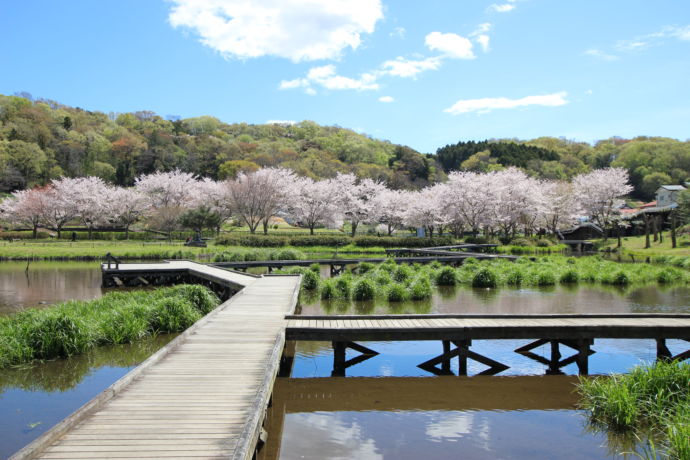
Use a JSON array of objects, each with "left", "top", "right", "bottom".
[
  {"left": 617, "top": 223, "right": 622, "bottom": 248},
  {"left": 671, "top": 212, "right": 677, "bottom": 249},
  {"left": 309, "top": 225, "right": 315, "bottom": 235},
  {"left": 125, "top": 226, "right": 130, "bottom": 240},
  {"left": 32, "top": 225, "right": 38, "bottom": 239},
  {"left": 263, "top": 220, "right": 269, "bottom": 235},
  {"left": 350, "top": 221, "right": 358, "bottom": 238},
  {"left": 652, "top": 217, "right": 658, "bottom": 242},
  {"left": 644, "top": 214, "right": 650, "bottom": 249},
  {"left": 88, "top": 227, "right": 93, "bottom": 240}
]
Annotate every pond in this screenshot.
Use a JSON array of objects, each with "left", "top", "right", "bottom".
[{"left": 0, "top": 261, "right": 688, "bottom": 459}]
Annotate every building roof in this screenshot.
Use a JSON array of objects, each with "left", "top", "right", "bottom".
[{"left": 658, "top": 185, "right": 686, "bottom": 192}]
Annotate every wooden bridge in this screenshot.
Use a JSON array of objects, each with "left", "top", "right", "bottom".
[
  {"left": 12, "top": 262, "right": 301, "bottom": 460},
  {"left": 285, "top": 313, "right": 690, "bottom": 376}
]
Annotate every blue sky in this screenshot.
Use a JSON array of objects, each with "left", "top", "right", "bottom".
[{"left": 1, "top": 0, "right": 689, "bottom": 153}]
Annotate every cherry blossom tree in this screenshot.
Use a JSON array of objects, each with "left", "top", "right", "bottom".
[
  {"left": 573, "top": 167, "right": 633, "bottom": 231},
  {"left": 332, "top": 173, "right": 386, "bottom": 237},
  {"left": 0, "top": 187, "right": 46, "bottom": 238},
  {"left": 256, "top": 168, "right": 297, "bottom": 234},
  {"left": 442, "top": 171, "right": 495, "bottom": 237},
  {"left": 404, "top": 184, "right": 449, "bottom": 237},
  {"left": 539, "top": 181, "right": 582, "bottom": 235},
  {"left": 68, "top": 177, "right": 111, "bottom": 239},
  {"left": 40, "top": 179, "right": 82, "bottom": 239},
  {"left": 135, "top": 170, "right": 198, "bottom": 240},
  {"left": 106, "top": 187, "right": 150, "bottom": 239},
  {"left": 224, "top": 169, "right": 281, "bottom": 234},
  {"left": 191, "top": 178, "right": 232, "bottom": 235},
  {"left": 370, "top": 189, "right": 409, "bottom": 236},
  {"left": 286, "top": 176, "right": 340, "bottom": 234}
]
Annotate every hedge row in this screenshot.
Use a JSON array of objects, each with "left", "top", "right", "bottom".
[{"left": 215, "top": 234, "right": 457, "bottom": 248}]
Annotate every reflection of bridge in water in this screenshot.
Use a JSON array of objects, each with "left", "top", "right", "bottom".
[
  {"left": 285, "top": 314, "right": 690, "bottom": 376},
  {"left": 260, "top": 375, "right": 581, "bottom": 460}
]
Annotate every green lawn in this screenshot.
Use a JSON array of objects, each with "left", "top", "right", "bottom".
[{"left": 603, "top": 233, "right": 690, "bottom": 257}]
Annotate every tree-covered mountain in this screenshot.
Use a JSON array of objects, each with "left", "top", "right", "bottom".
[
  {"left": 2, "top": 94, "right": 690, "bottom": 200},
  {"left": 0, "top": 94, "right": 442, "bottom": 192},
  {"left": 435, "top": 136, "right": 690, "bottom": 200}
]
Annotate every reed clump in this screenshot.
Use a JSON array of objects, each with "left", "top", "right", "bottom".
[
  {"left": 578, "top": 361, "right": 690, "bottom": 459},
  {"left": 0, "top": 285, "right": 220, "bottom": 368}
]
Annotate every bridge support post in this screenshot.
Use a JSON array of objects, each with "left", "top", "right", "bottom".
[
  {"left": 516, "top": 339, "right": 594, "bottom": 375},
  {"left": 331, "top": 341, "right": 379, "bottom": 376}
]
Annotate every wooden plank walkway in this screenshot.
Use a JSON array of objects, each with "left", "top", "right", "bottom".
[
  {"left": 285, "top": 313, "right": 690, "bottom": 341},
  {"left": 12, "top": 264, "right": 301, "bottom": 460}
]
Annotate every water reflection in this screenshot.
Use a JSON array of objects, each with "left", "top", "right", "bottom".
[
  {"left": 300, "top": 284, "right": 690, "bottom": 315},
  {"left": 0, "top": 261, "right": 103, "bottom": 315},
  {"left": 0, "top": 335, "right": 175, "bottom": 459},
  {"left": 262, "top": 376, "right": 645, "bottom": 460}
]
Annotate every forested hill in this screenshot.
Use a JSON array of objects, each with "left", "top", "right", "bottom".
[
  {"left": 2, "top": 93, "right": 690, "bottom": 200},
  {"left": 436, "top": 136, "right": 690, "bottom": 200},
  {"left": 0, "top": 94, "right": 442, "bottom": 192}
]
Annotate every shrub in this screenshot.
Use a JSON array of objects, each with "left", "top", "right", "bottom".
[
  {"left": 214, "top": 234, "right": 289, "bottom": 247},
  {"left": 373, "top": 271, "right": 393, "bottom": 286},
  {"left": 167, "top": 284, "right": 220, "bottom": 314},
  {"left": 301, "top": 269, "right": 320, "bottom": 291},
  {"left": 354, "top": 236, "right": 455, "bottom": 248},
  {"left": 509, "top": 237, "right": 534, "bottom": 247},
  {"left": 472, "top": 268, "right": 497, "bottom": 288},
  {"left": 387, "top": 283, "right": 409, "bottom": 301},
  {"left": 559, "top": 269, "right": 580, "bottom": 284},
  {"left": 536, "top": 238, "right": 553, "bottom": 247},
  {"left": 309, "top": 263, "right": 321, "bottom": 273},
  {"left": 436, "top": 267, "right": 457, "bottom": 286},
  {"left": 270, "top": 248, "right": 304, "bottom": 260},
  {"left": 352, "top": 279, "right": 376, "bottom": 301}
]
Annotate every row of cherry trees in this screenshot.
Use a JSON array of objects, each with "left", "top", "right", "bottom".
[{"left": 0, "top": 167, "right": 632, "bottom": 239}]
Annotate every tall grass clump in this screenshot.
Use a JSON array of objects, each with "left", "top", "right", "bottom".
[
  {"left": 357, "top": 262, "right": 376, "bottom": 274},
  {"left": 300, "top": 269, "right": 320, "bottom": 291},
  {"left": 579, "top": 361, "right": 690, "bottom": 456},
  {"left": 320, "top": 279, "right": 337, "bottom": 300},
  {"left": 270, "top": 248, "right": 305, "bottom": 260},
  {"left": 387, "top": 283, "right": 410, "bottom": 301},
  {"left": 352, "top": 278, "right": 376, "bottom": 301},
  {"left": 409, "top": 277, "right": 433, "bottom": 300},
  {"left": 559, "top": 269, "right": 580, "bottom": 284},
  {"left": 472, "top": 268, "right": 497, "bottom": 288},
  {"left": 334, "top": 276, "right": 353, "bottom": 299},
  {"left": 0, "top": 285, "right": 220, "bottom": 368},
  {"left": 435, "top": 267, "right": 458, "bottom": 286},
  {"left": 393, "top": 265, "right": 413, "bottom": 283}
]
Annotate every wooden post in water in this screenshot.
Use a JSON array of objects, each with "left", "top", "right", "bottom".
[
  {"left": 576, "top": 339, "right": 591, "bottom": 375},
  {"left": 441, "top": 340, "right": 451, "bottom": 373},
  {"left": 332, "top": 342, "right": 346, "bottom": 377}
]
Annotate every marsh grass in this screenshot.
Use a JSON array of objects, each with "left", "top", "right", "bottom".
[
  {"left": 579, "top": 361, "right": 690, "bottom": 459},
  {"left": 0, "top": 285, "right": 220, "bottom": 368}
]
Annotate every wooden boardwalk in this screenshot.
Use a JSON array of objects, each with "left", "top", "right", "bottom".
[
  {"left": 285, "top": 313, "right": 690, "bottom": 376},
  {"left": 12, "top": 263, "right": 301, "bottom": 460}
]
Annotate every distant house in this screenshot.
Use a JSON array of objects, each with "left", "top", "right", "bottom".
[
  {"left": 557, "top": 223, "right": 604, "bottom": 240},
  {"left": 656, "top": 185, "right": 685, "bottom": 208}
]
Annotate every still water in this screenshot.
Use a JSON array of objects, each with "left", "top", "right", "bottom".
[{"left": 0, "top": 262, "right": 688, "bottom": 459}]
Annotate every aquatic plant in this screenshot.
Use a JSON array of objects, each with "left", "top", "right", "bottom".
[
  {"left": 0, "top": 285, "right": 221, "bottom": 368},
  {"left": 334, "top": 277, "right": 352, "bottom": 299},
  {"left": 472, "top": 268, "right": 497, "bottom": 288},
  {"left": 559, "top": 269, "right": 580, "bottom": 284},
  {"left": 300, "top": 269, "right": 320, "bottom": 291},
  {"left": 579, "top": 361, "right": 690, "bottom": 457},
  {"left": 387, "top": 283, "right": 410, "bottom": 301},
  {"left": 357, "top": 262, "right": 376, "bottom": 274},
  {"left": 352, "top": 278, "right": 376, "bottom": 301},
  {"left": 320, "top": 279, "right": 337, "bottom": 300},
  {"left": 436, "top": 267, "right": 458, "bottom": 286},
  {"left": 409, "top": 277, "right": 433, "bottom": 300},
  {"left": 393, "top": 265, "right": 413, "bottom": 283}
]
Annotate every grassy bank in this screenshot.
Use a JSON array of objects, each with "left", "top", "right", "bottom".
[
  {"left": 0, "top": 285, "right": 219, "bottom": 368},
  {"left": 287, "top": 256, "right": 689, "bottom": 304},
  {"left": 604, "top": 234, "right": 690, "bottom": 257},
  {"left": 579, "top": 361, "right": 690, "bottom": 459}
]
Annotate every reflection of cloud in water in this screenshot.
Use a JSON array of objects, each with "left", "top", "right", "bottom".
[
  {"left": 283, "top": 412, "right": 382, "bottom": 460},
  {"left": 425, "top": 411, "right": 490, "bottom": 449}
]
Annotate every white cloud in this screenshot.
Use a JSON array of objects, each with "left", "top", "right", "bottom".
[
  {"left": 584, "top": 48, "right": 619, "bottom": 61},
  {"left": 279, "top": 64, "right": 379, "bottom": 93},
  {"left": 266, "top": 120, "right": 296, "bottom": 125},
  {"left": 380, "top": 56, "right": 442, "bottom": 78},
  {"left": 378, "top": 96, "right": 394, "bottom": 103},
  {"left": 425, "top": 32, "right": 475, "bottom": 59},
  {"left": 390, "top": 27, "right": 406, "bottom": 39},
  {"left": 489, "top": 3, "right": 515, "bottom": 13},
  {"left": 475, "top": 35, "right": 490, "bottom": 52},
  {"left": 168, "top": 0, "right": 383, "bottom": 62},
  {"left": 444, "top": 91, "right": 569, "bottom": 114},
  {"left": 613, "top": 24, "right": 690, "bottom": 52}
]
